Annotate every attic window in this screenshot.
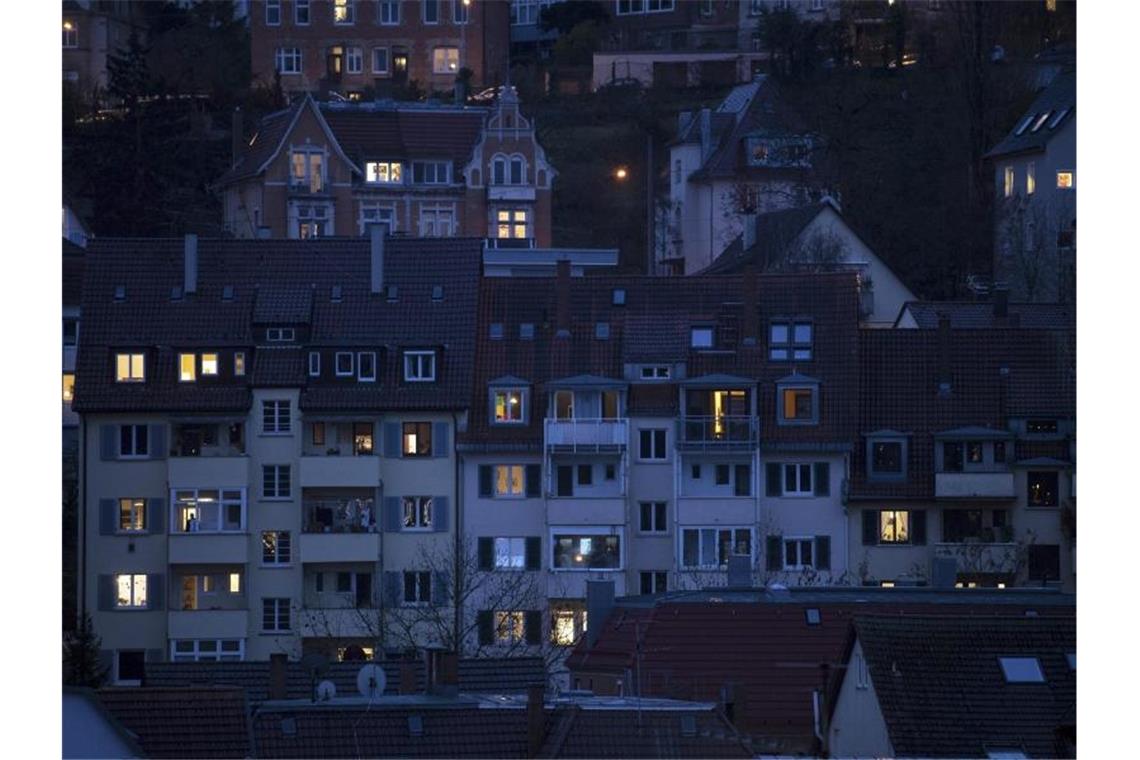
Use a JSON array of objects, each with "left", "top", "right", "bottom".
[
  {"left": 222, "top": 285, "right": 235, "bottom": 301},
  {"left": 266, "top": 327, "right": 295, "bottom": 342},
  {"left": 171, "top": 286, "right": 183, "bottom": 301},
  {"left": 596, "top": 322, "right": 610, "bottom": 340},
  {"left": 680, "top": 715, "right": 696, "bottom": 738},
  {"left": 1026, "top": 419, "right": 1058, "bottom": 434},
  {"left": 998, "top": 657, "right": 1045, "bottom": 683},
  {"left": 408, "top": 715, "right": 424, "bottom": 737},
  {"left": 691, "top": 326, "right": 714, "bottom": 349},
  {"left": 331, "top": 285, "right": 342, "bottom": 303},
  {"left": 386, "top": 284, "right": 398, "bottom": 302},
  {"left": 519, "top": 323, "right": 535, "bottom": 340},
  {"left": 1030, "top": 111, "right": 1051, "bottom": 132},
  {"left": 1048, "top": 107, "right": 1070, "bottom": 129},
  {"left": 612, "top": 288, "right": 626, "bottom": 306},
  {"left": 490, "top": 323, "right": 504, "bottom": 340},
  {"left": 1013, "top": 115, "right": 1034, "bottom": 136},
  {"left": 805, "top": 608, "right": 821, "bottom": 626},
  {"left": 432, "top": 285, "right": 444, "bottom": 302},
  {"left": 114, "top": 285, "right": 126, "bottom": 302},
  {"left": 640, "top": 366, "right": 670, "bottom": 380}
]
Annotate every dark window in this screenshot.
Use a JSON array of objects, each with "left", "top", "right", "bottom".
[
  {"left": 734, "top": 464, "right": 751, "bottom": 496},
  {"left": 639, "top": 502, "right": 667, "bottom": 532},
  {"left": 263, "top": 465, "right": 291, "bottom": 498},
  {"left": 715, "top": 464, "right": 730, "bottom": 485},
  {"left": 262, "top": 598, "right": 290, "bottom": 631},
  {"left": 577, "top": 464, "right": 593, "bottom": 486},
  {"left": 942, "top": 510, "right": 983, "bottom": 542},
  {"left": 994, "top": 441, "right": 1007, "bottom": 463},
  {"left": 604, "top": 463, "right": 616, "bottom": 480},
  {"left": 403, "top": 571, "right": 432, "bottom": 604},
  {"left": 263, "top": 400, "right": 291, "bottom": 434},
  {"left": 119, "top": 425, "right": 149, "bottom": 457},
  {"left": 639, "top": 429, "right": 667, "bottom": 460},
  {"left": 691, "top": 464, "right": 701, "bottom": 479},
  {"left": 117, "top": 651, "right": 145, "bottom": 682},
  {"left": 640, "top": 571, "right": 667, "bottom": 594},
  {"left": 1027, "top": 420, "right": 1059, "bottom": 434},
  {"left": 556, "top": 466, "right": 573, "bottom": 497},
  {"left": 1028, "top": 471, "right": 1059, "bottom": 507},
  {"left": 1028, "top": 544, "right": 1061, "bottom": 582},
  {"left": 871, "top": 441, "right": 903, "bottom": 475},
  {"left": 337, "top": 572, "right": 352, "bottom": 592},
  {"left": 943, "top": 442, "right": 964, "bottom": 472}
]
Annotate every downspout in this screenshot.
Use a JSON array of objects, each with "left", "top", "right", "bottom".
[
  {"left": 453, "top": 411, "right": 462, "bottom": 653},
  {"left": 79, "top": 415, "right": 88, "bottom": 624}
]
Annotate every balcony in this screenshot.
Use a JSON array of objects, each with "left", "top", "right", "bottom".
[
  {"left": 935, "top": 471, "right": 1016, "bottom": 499},
  {"left": 296, "top": 607, "right": 381, "bottom": 639},
  {"left": 934, "top": 542, "right": 1020, "bottom": 575},
  {"left": 168, "top": 456, "right": 249, "bottom": 488},
  {"left": 545, "top": 418, "right": 628, "bottom": 452},
  {"left": 299, "top": 455, "right": 381, "bottom": 488},
  {"left": 546, "top": 498, "right": 626, "bottom": 525},
  {"left": 168, "top": 533, "right": 249, "bottom": 564},
  {"left": 676, "top": 416, "right": 758, "bottom": 450},
  {"left": 168, "top": 609, "right": 248, "bottom": 639}
]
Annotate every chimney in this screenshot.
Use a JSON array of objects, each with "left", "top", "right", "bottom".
[
  {"left": 526, "top": 685, "right": 546, "bottom": 758},
  {"left": 741, "top": 266, "right": 758, "bottom": 346},
  {"left": 184, "top": 233, "right": 198, "bottom": 295},
  {"left": 937, "top": 315, "right": 952, "bottom": 393},
  {"left": 436, "top": 651, "right": 459, "bottom": 697},
  {"left": 585, "top": 579, "right": 615, "bottom": 650},
  {"left": 699, "top": 108, "right": 712, "bottom": 161},
  {"left": 231, "top": 107, "right": 243, "bottom": 168},
  {"left": 741, "top": 214, "right": 758, "bottom": 252},
  {"left": 399, "top": 661, "right": 418, "bottom": 695},
  {"left": 993, "top": 287, "right": 1009, "bottom": 320},
  {"left": 554, "top": 259, "right": 571, "bottom": 338},
  {"left": 370, "top": 223, "right": 385, "bottom": 294},
  {"left": 269, "top": 653, "right": 288, "bottom": 700}
]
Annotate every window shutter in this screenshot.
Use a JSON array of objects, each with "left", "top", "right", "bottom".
[
  {"left": 862, "top": 510, "right": 878, "bottom": 545},
  {"left": 147, "top": 573, "right": 165, "bottom": 611},
  {"left": 815, "top": 536, "right": 831, "bottom": 571},
  {"left": 479, "top": 466, "right": 493, "bottom": 497},
  {"left": 912, "top": 510, "right": 927, "bottom": 545},
  {"left": 813, "top": 463, "right": 830, "bottom": 496},
  {"left": 525, "top": 537, "right": 541, "bottom": 571},
  {"left": 384, "top": 422, "right": 401, "bottom": 458},
  {"left": 149, "top": 424, "right": 167, "bottom": 459},
  {"left": 524, "top": 610, "right": 542, "bottom": 645},
  {"left": 765, "top": 463, "right": 781, "bottom": 497},
  {"left": 432, "top": 571, "right": 450, "bottom": 606},
  {"left": 432, "top": 496, "right": 449, "bottom": 532},
  {"left": 477, "top": 610, "right": 493, "bottom": 646},
  {"left": 384, "top": 497, "right": 401, "bottom": 532},
  {"left": 99, "top": 499, "right": 116, "bottom": 535},
  {"left": 525, "top": 464, "right": 542, "bottom": 498},
  {"left": 478, "top": 537, "right": 494, "bottom": 570},
  {"left": 383, "top": 571, "right": 400, "bottom": 608},
  {"left": 97, "top": 575, "right": 113, "bottom": 611},
  {"left": 148, "top": 498, "right": 166, "bottom": 534},
  {"left": 100, "top": 425, "right": 116, "bottom": 460},
  {"left": 432, "top": 421, "right": 449, "bottom": 457},
  {"left": 766, "top": 535, "right": 782, "bottom": 572}
]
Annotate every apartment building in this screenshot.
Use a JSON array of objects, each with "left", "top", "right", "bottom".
[
  {"left": 249, "top": 0, "right": 510, "bottom": 97},
  {"left": 459, "top": 266, "right": 859, "bottom": 653},
  {"left": 850, "top": 322, "right": 1076, "bottom": 590},
  {"left": 215, "top": 89, "right": 555, "bottom": 245},
  {"left": 74, "top": 233, "right": 480, "bottom": 682},
  {"left": 62, "top": 1, "right": 148, "bottom": 103}
]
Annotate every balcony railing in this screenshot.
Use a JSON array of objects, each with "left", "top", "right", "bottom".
[
  {"left": 935, "top": 470, "right": 1016, "bottom": 499},
  {"left": 933, "top": 541, "right": 1021, "bottom": 575},
  {"left": 545, "top": 418, "right": 629, "bottom": 451},
  {"left": 304, "top": 499, "right": 377, "bottom": 534},
  {"left": 677, "top": 416, "right": 758, "bottom": 449}
]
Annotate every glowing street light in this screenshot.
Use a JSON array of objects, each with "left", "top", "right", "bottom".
[{"left": 614, "top": 167, "right": 629, "bottom": 180}]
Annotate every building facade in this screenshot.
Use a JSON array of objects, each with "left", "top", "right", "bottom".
[
  {"left": 62, "top": 1, "right": 147, "bottom": 103},
  {"left": 248, "top": 0, "right": 510, "bottom": 98},
  {"left": 216, "top": 89, "right": 556, "bottom": 245}
]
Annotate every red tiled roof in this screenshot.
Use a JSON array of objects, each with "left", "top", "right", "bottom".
[{"left": 97, "top": 686, "right": 251, "bottom": 758}]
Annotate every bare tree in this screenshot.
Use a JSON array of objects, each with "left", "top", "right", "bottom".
[{"left": 996, "top": 192, "right": 1074, "bottom": 302}]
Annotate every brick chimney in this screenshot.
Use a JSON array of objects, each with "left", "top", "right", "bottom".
[
  {"left": 526, "top": 685, "right": 546, "bottom": 758},
  {"left": 184, "top": 234, "right": 198, "bottom": 295},
  {"left": 993, "top": 287, "right": 1009, "bottom": 320},
  {"left": 269, "top": 653, "right": 288, "bottom": 700}
]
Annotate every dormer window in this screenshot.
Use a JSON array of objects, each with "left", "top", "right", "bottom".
[
  {"left": 365, "top": 161, "right": 403, "bottom": 184},
  {"left": 358, "top": 352, "right": 376, "bottom": 382},
  {"left": 115, "top": 353, "right": 145, "bottom": 383},
  {"left": 412, "top": 161, "right": 451, "bottom": 185},
  {"left": 234, "top": 353, "right": 246, "bottom": 376},
  {"left": 266, "top": 327, "right": 295, "bottom": 342},
  {"left": 776, "top": 376, "right": 819, "bottom": 426},
  {"left": 335, "top": 352, "right": 354, "bottom": 377},
  {"left": 179, "top": 353, "right": 197, "bottom": 382},
  {"left": 493, "top": 389, "right": 525, "bottom": 424},
  {"left": 691, "top": 326, "right": 714, "bottom": 349},
  {"left": 770, "top": 321, "right": 812, "bottom": 361},
  {"left": 639, "top": 366, "right": 670, "bottom": 380},
  {"left": 201, "top": 354, "right": 219, "bottom": 376},
  {"left": 404, "top": 350, "right": 436, "bottom": 382},
  {"left": 333, "top": 0, "right": 354, "bottom": 24},
  {"left": 309, "top": 352, "right": 321, "bottom": 377},
  {"left": 867, "top": 433, "right": 908, "bottom": 481},
  {"left": 492, "top": 155, "right": 526, "bottom": 185}
]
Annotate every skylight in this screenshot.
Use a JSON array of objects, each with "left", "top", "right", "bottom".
[
  {"left": 222, "top": 285, "right": 235, "bottom": 301},
  {"left": 1013, "top": 115, "right": 1034, "bottom": 136},
  {"left": 1048, "top": 107, "right": 1070, "bottom": 129},
  {"left": 490, "top": 323, "right": 504, "bottom": 340},
  {"left": 805, "top": 608, "right": 821, "bottom": 626},
  {"left": 612, "top": 288, "right": 626, "bottom": 306},
  {"left": 1066, "top": 652, "right": 1075, "bottom": 670},
  {"left": 999, "top": 657, "right": 1045, "bottom": 683},
  {"left": 432, "top": 285, "right": 444, "bottom": 302},
  {"left": 1030, "top": 111, "right": 1051, "bottom": 132}
]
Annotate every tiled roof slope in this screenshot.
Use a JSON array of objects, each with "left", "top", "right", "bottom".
[
  {"left": 851, "top": 327, "right": 1075, "bottom": 499},
  {"left": 215, "top": 100, "right": 301, "bottom": 186},
  {"left": 460, "top": 271, "right": 860, "bottom": 451},
  {"left": 852, "top": 615, "right": 1076, "bottom": 758},
  {"left": 567, "top": 594, "right": 1074, "bottom": 751},
  {"left": 900, "top": 300, "right": 1075, "bottom": 330},
  {"left": 697, "top": 203, "right": 827, "bottom": 275},
  {"left": 543, "top": 707, "right": 751, "bottom": 758},
  {"left": 97, "top": 686, "right": 251, "bottom": 758},
  {"left": 63, "top": 238, "right": 86, "bottom": 307},
  {"left": 144, "top": 658, "right": 545, "bottom": 704},
  {"left": 986, "top": 71, "right": 1075, "bottom": 159},
  {"left": 73, "top": 237, "right": 481, "bottom": 414}
]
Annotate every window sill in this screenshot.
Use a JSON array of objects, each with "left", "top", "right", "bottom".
[
  {"left": 260, "top": 563, "right": 293, "bottom": 569},
  {"left": 262, "top": 497, "right": 293, "bottom": 502},
  {"left": 259, "top": 432, "right": 294, "bottom": 438},
  {"left": 1026, "top": 505, "right": 1060, "bottom": 510},
  {"left": 551, "top": 567, "right": 623, "bottom": 573},
  {"left": 400, "top": 527, "right": 434, "bottom": 533}
]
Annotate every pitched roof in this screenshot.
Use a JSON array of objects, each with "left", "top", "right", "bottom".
[
  {"left": 986, "top": 71, "right": 1076, "bottom": 159},
  {"left": 850, "top": 615, "right": 1076, "bottom": 758},
  {"left": 541, "top": 706, "right": 751, "bottom": 758},
  {"left": 73, "top": 237, "right": 482, "bottom": 414},
  {"left": 567, "top": 590, "right": 1074, "bottom": 753},
  {"left": 898, "top": 300, "right": 1075, "bottom": 330},
  {"left": 697, "top": 203, "right": 828, "bottom": 275},
  {"left": 96, "top": 686, "right": 252, "bottom": 759},
  {"left": 214, "top": 100, "right": 301, "bottom": 186}
]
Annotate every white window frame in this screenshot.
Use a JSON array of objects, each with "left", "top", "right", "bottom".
[
  {"left": 638, "top": 428, "right": 668, "bottom": 461},
  {"left": 63, "top": 20, "right": 79, "bottom": 48},
  {"left": 639, "top": 366, "right": 670, "bottom": 380},
  {"left": 263, "top": 465, "right": 292, "bottom": 500},
  {"left": 170, "top": 639, "right": 244, "bottom": 662},
  {"left": 782, "top": 536, "right": 815, "bottom": 570},
  {"left": 550, "top": 526, "right": 623, "bottom": 571},
  {"left": 309, "top": 352, "right": 321, "bottom": 377},
  {"left": 346, "top": 46, "right": 364, "bottom": 74},
  {"left": 119, "top": 424, "right": 149, "bottom": 458},
  {"left": 289, "top": 148, "right": 326, "bottom": 193},
  {"left": 412, "top": 161, "right": 452, "bottom": 185},
  {"left": 262, "top": 399, "right": 292, "bottom": 434},
  {"left": 680, "top": 526, "right": 754, "bottom": 570},
  {"left": 423, "top": 0, "right": 440, "bottom": 24},
  {"left": 365, "top": 161, "right": 402, "bottom": 184},
  {"left": 118, "top": 498, "right": 147, "bottom": 534},
  {"left": 495, "top": 208, "right": 530, "bottom": 239},
  {"left": 494, "top": 465, "right": 526, "bottom": 497},
  {"left": 419, "top": 204, "right": 456, "bottom": 236},
  {"left": 1003, "top": 165, "right": 1014, "bottom": 198},
  {"left": 295, "top": 0, "right": 311, "bottom": 24},
  {"left": 638, "top": 501, "right": 668, "bottom": 533},
  {"left": 379, "top": 0, "right": 401, "bottom": 24},
  {"left": 114, "top": 574, "right": 148, "bottom": 609},
  {"left": 494, "top": 610, "right": 525, "bottom": 644},
  {"left": 360, "top": 201, "right": 396, "bottom": 236},
  {"left": 261, "top": 530, "right": 292, "bottom": 564},
  {"left": 404, "top": 350, "right": 437, "bottom": 382},
  {"left": 781, "top": 463, "right": 813, "bottom": 496},
  {"left": 275, "top": 47, "right": 301, "bottom": 75},
  {"left": 454, "top": 0, "right": 471, "bottom": 24},
  {"left": 371, "top": 47, "right": 391, "bottom": 75},
  {"left": 265, "top": 0, "right": 281, "bottom": 25},
  {"left": 234, "top": 352, "right": 246, "bottom": 376},
  {"left": 334, "top": 0, "right": 355, "bottom": 24},
  {"left": 492, "top": 537, "right": 527, "bottom": 569},
  {"left": 493, "top": 389, "right": 526, "bottom": 424},
  {"left": 358, "top": 351, "right": 377, "bottom": 382},
  {"left": 770, "top": 321, "right": 813, "bottom": 361},
  {"left": 262, "top": 598, "right": 291, "bottom": 631},
  {"left": 115, "top": 353, "right": 146, "bottom": 382},
  {"left": 335, "top": 351, "right": 355, "bottom": 377},
  {"left": 402, "top": 496, "right": 434, "bottom": 530},
  {"left": 266, "top": 327, "right": 295, "bottom": 342},
  {"left": 172, "top": 489, "right": 247, "bottom": 534}
]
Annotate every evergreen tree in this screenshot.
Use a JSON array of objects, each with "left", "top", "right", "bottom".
[{"left": 64, "top": 614, "right": 108, "bottom": 689}]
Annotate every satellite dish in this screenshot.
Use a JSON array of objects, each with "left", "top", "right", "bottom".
[
  {"left": 357, "top": 663, "right": 387, "bottom": 699},
  {"left": 317, "top": 680, "right": 337, "bottom": 701}
]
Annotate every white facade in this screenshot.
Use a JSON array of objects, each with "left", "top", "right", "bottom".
[{"left": 827, "top": 639, "right": 894, "bottom": 759}]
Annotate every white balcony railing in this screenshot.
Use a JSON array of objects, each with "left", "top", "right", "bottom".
[
  {"left": 933, "top": 542, "right": 1021, "bottom": 575},
  {"left": 935, "top": 471, "right": 1016, "bottom": 499},
  {"left": 545, "top": 418, "right": 628, "bottom": 450}
]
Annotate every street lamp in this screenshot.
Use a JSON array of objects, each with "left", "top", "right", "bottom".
[{"left": 614, "top": 167, "right": 629, "bottom": 180}]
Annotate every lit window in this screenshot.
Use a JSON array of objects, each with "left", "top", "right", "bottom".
[
  {"left": 115, "top": 353, "right": 145, "bottom": 382},
  {"left": 1027, "top": 471, "right": 1059, "bottom": 507},
  {"left": 494, "top": 611, "right": 525, "bottom": 644},
  {"left": 404, "top": 351, "right": 436, "bottom": 382},
  {"left": 366, "top": 161, "right": 402, "bottom": 183},
  {"left": 62, "top": 373, "right": 75, "bottom": 402},
  {"left": 402, "top": 421, "right": 432, "bottom": 457},
  {"left": 334, "top": 0, "right": 355, "bottom": 24},
  {"left": 552, "top": 533, "right": 622, "bottom": 570},
  {"left": 998, "top": 657, "right": 1045, "bottom": 683},
  {"left": 879, "top": 510, "right": 910, "bottom": 543},
  {"left": 691, "top": 326, "right": 714, "bottom": 348},
  {"left": 262, "top": 531, "right": 291, "bottom": 564},
  {"left": 353, "top": 422, "right": 374, "bottom": 454},
  {"left": 496, "top": 209, "right": 529, "bottom": 239},
  {"left": 229, "top": 573, "right": 241, "bottom": 593},
  {"left": 275, "top": 47, "right": 301, "bottom": 75},
  {"left": 290, "top": 149, "right": 324, "bottom": 193},
  {"left": 1056, "top": 171, "right": 1074, "bottom": 189},
  {"left": 494, "top": 390, "right": 525, "bottom": 423},
  {"left": 780, "top": 387, "right": 816, "bottom": 423},
  {"left": 1030, "top": 111, "right": 1051, "bottom": 132},
  {"left": 234, "top": 352, "right": 246, "bottom": 376},
  {"left": 553, "top": 610, "right": 578, "bottom": 646},
  {"left": 1026, "top": 162, "right": 1036, "bottom": 195},
  {"left": 201, "top": 353, "right": 218, "bottom": 376},
  {"left": 118, "top": 498, "right": 146, "bottom": 532},
  {"left": 115, "top": 574, "right": 148, "bottom": 608},
  {"left": 176, "top": 489, "right": 245, "bottom": 533},
  {"left": 63, "top": 20, "right": 78, "bottom": 48},
  {"left": 680, "top": 527, "right": 752, "bottom": 569},
  {"left": 495, "top": 465, "right": 525, "bottom": 496},
  {"left": 432, "top": 46, "right": 459, "bottom": 74},
  {"left": 402, "top": 496, "right": 434, "bottom": 529},
  {"left": 179, "top": 353, "right": 197, "bottom": 382},
  {"left": 494, "top": 537, "right": 526, "bottom": 569},
  {"left": 1003, "top": 165, "right": 1014, "bottom": 198}
]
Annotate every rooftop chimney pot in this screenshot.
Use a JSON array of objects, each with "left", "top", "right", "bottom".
[{"left": 184, "top": 233, "right": 198, "bottom": 295}]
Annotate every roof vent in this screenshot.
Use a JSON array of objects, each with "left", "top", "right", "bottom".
[
  {"left": 113, "top": 285, "right": 126, "bottom": 302},
  {"left": 408, "top": 715, "right": 424, "bottom": 737},
  {"left": 386, "top": 284, "right": 398, "bottom": 302},
  {"left": 170, "top": 285, "right": 183, "bottom": 301},
  {"left": 612, "top": 288, "right": 626, "bottom": 306},
  {"left": 222, "top": 285, "right": 235, "bottom": 301},
  {"left": 680, "top": 715, "right": 697, "bottom": 738},
  {"left": 432, "top": 285, "right": 444, "bottom": 302},
  {"left": 331, "top": 285, "right": 342, "bottom": 303}
]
